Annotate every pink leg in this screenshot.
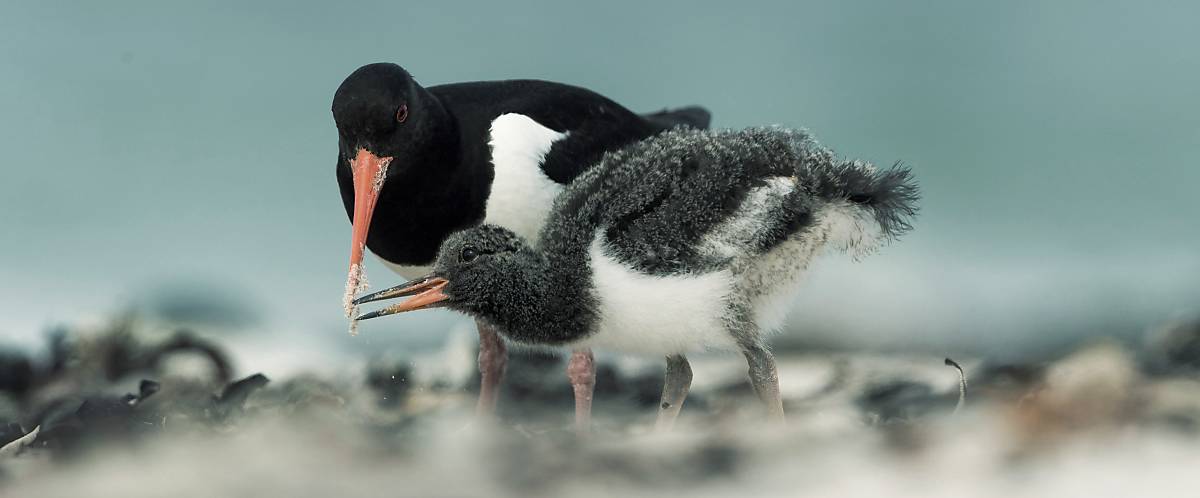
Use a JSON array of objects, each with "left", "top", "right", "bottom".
[
  {"left": 475, "top": 320, "right": 508, "bottom": 417},
  {"left": 566, "top": 348, "right": 596, "bottom": 434}
]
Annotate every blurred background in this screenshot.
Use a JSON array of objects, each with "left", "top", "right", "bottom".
[{"left": 2, "top": 0, "right": 1198, "bottom": 376}]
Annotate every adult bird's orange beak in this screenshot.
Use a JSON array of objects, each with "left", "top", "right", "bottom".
[
  {"left": 343, "top": 148, "right": 393, "bottom": 316},
  {"left": 353, "top": 276, "right": 451, "bottom": 320}
]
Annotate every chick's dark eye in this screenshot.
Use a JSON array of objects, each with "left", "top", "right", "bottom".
[
  {"left": 395, "top": 104, "right": 409, "bottom": 123},
  {"left": 460, "top": 247, "right": 479, "bottom": 263}
]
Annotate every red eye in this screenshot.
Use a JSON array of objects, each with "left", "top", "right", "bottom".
[{"left": 395, "top": 104, "right": 409, "bottom": 123}]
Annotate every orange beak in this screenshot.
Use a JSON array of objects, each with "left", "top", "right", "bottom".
[
  {"left": 353, "top": 276, "right": 451, "bottom": 320},
  {"left": 342, "top": 148, "right": 393, "bottom": 316}
]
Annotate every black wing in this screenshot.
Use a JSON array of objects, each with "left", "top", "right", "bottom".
[
  {"left": 432, "top": 79, "right": 710, "bottom": 186},
  {"left": 641, "top": 106, "right": 712, "bottom": 130}
]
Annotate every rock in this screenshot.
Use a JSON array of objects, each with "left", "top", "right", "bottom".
[
  {"left": 857, "top": 380, "right": 954, "bottom": 424},
  {"left": 1144, "top": 317, "right": 1200, "bottom": 375},
  {"left": 365, "top": 361, "right": 413, "bottom": 409},
  {"left": 0, "top": 349, "right": 33, "bottom": 397}
]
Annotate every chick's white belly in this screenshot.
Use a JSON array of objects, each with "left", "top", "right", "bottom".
[{"left": 574, "top": 237, "right": 740, "bottom": 355}]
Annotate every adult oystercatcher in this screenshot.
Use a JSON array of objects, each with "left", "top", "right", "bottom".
[
  {"left": 353, "top": 127, "right": 920, "bottom": 431},
  {"left": 333, "top": 63, "right": 710, "bottom": 418}
]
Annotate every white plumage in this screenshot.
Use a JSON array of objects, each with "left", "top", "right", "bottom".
[
  {"left": 580, "top": 235, "right": 738, "bottom": 354},
  {"left": 482, "top": 113, "right": 569, "bottom": 245}
]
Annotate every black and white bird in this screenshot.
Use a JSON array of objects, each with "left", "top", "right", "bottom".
[
  {"left": 332, "top": 63, "right": 710, "bottom": 419},
  {"left": 353, "top": 127, "right": 920, "bottom": 430}
]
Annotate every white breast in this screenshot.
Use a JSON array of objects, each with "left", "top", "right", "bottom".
[
  {"left": 576, "top": 235, "right": 739, "bottom": 355},
  {"left": 482, "top": 113, "right": 569, "bottom": 244}
]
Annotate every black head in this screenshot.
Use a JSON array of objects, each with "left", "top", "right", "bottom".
[
  {"left": 351, "top": 225, "right": 544, "bottom": 319},
  {"left": 352, "top": 225, "right": 595, "bottom": 345},
  {"left": 332, "top": 63, "right": 433, "bottom": 159},
  {"left": 431, "top": 225, "right": 542, "bottom": 315}
]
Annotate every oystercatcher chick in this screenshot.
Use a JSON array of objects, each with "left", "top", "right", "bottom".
[
  {"left": 354, "top": 127, "right": 920, "bottom": 431},
  {"left": 333, "top": 63, "right": 711, "bottom": 418}
]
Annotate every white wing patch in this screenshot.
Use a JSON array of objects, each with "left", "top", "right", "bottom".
[
  {"left": 579, "top": 234, "right": 739, "bottom": 355},
  {"left": 483, "top": 113, "right": 569, "bottom": 245},
  {"left": 698, "top": 176, "right": 798, "bottom": 261}
]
